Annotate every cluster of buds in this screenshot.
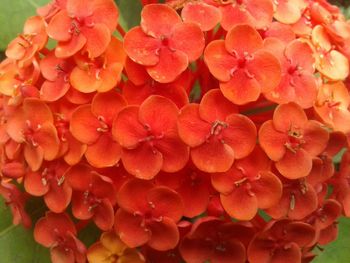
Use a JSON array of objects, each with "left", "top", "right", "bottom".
[{"left": 1, "top": 0, "right": 350, "bottom": 262}]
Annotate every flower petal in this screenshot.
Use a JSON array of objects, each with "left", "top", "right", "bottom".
[{"left": 147, "top": 218, "right": 180, "bottom": 251}]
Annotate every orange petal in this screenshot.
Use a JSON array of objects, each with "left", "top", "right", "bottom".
[
  {"left": 146, "top": 48, "right": 188, "bottom": 83},
  {"left": 181, "top": 2, "right": 221, "bottom": 31},
  {"left": 204, "top": 40, "right": 237, "bottom": 82},
  {"left": 191, "top": 137, "right": 234, "bottom": 173},
  {"left": 275, "top": 149, "right": 312, "bottom": 179},
  {"left": 199, "top": 89, "right": 237, "bottom": 123},
  {"left": 85, "top": 133, "right": 121, "bottom": 168},
  {"left": 140, "top": 4, "right": 181, "bottom": 38},
  {"left": 220, "top": 187, "right": 258, "bottom": 220},
  {"left": 139, "top": 95, "right": 179, "bottom": 135},
  {"left": 112, "top": 106, "right": 148, "bottom": 149},
  {"left": 70, "top": 105, "right": 101, "bottom": 144},
  {"left": 225, "top": 24, "right": 263, "bottom": 56},
  {"left": 121, "top": 143, "right": 163, "bottom": 180},
  {"left": 177, "top": 104, "right": 211, "bottom": 147},
  {"left": 259, "top": 120, "right": 287, "bottom": 161},
  {"left": 220, "top": 69, "right": 261, "bottom": 105},
  {"left": 81, "top": 24, "right": 111, "bottom": 58}
]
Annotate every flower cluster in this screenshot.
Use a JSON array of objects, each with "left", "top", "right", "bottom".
[{"left": 1, "top": 0, "right": 350, "bottom": 262}]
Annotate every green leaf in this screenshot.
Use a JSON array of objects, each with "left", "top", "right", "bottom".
[
  {"left": 313, "top": 217, "right": 350, "bottom": 263},
  {"left": 0, "top": 197, "right": 50, "bottom": 263},
  {"left": 0, "top": 0, "right": 49, "bottom": 50},
  {"left": 115, "top": 0, "right": 142, "bottom": 30}
]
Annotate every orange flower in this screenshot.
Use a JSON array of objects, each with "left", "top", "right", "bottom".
[
  {"left": 177, "top": 89, "right": 256, "bottom": 173},
  {"left": 6, "top": 98, "right": 60, "bottom": 171},
  {"left": 113, "top": 95, "right": 189, "bottom": 179},
  {"left": 259, "top": 102, "right": 329, "bottom": 179},
  {"left": 47, "top": 0, "right": 119, "bottom": 58},
  {"left": 87, "top": 231, "right": 144, "bottom": 263},
  {"left": 70, "top": 91, "right": 126, "bottom": 168},
  {"left": 70, "top": 37, "right": 126, "bottom": 93}
]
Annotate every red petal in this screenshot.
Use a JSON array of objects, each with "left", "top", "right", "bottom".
[
  {"left": 258, "top": 120, "right": 287, "bottom": 161},
  {"left": 34, "top": 123, "right": 60, "bottom": 161},
  {"left": 273, "top": 102, "right": 308, "bottom": 132},
  {"left": 121, "top": 144, "right": 163, "bottom": 180},
  {"left": 181, "top": 2, "right": 221, "bottom": 31},
  {"left": 117, "top": 179, "right": 153, "bottom": 213},
  {"left": 47, "top": 10, "right": 72, "bottom": 41},
  {"left": 220, "top": 69, "right": 261, "bottom": 105},
  {"left": 91, "top": 91, "right": 126, "bottom": 125},
  {"left": 45, "top": 182, "right": 72, "bottom": 213},
  {"left": 70, "top": 105, "right": 101, "bottom": 144},
  {"left": 93, "top": 199, "right": 114, "bottom": 231},
  {"left": 147, "top": 218, "right": 180, "bottom": 251},
  {"left": 51, "top": 246, "right": 75, "bottom": 263},
  {"left": 114, "top": 209, "right": 150, "bottom": 248},
  {"left": 112, "top": 106, "right": 147, "bottom": 149},
  {"left": 191, "top": 137, "right": 234, "bottom": 173},
  {"left": 223, "top": 114, "right": 257, "bottom": 159},
  {"left": 123, "top": 27, "right": 160, "bottom": 66},
  {"left": 154, "top": 136, "right": 189, "bottom": 173},
  {"left": 177, "top": 104, "right": 211, "bottom": 147},
  {"left": 40, "top": 78, "right": 70, "bottom": 102},
  {"left": 204, "top": 40, "right": 237, "bottom": 82},
  {"left": 81, "top": 24, "right": 111, "bottom": 58},
  {"left": 220, "top": 4, "right": 255, "bottom": 31},
  {"left": 275, "top": 148, "right": 312, "bottom": 179},
  {"left": 72, "top": 192, "right": 94, "bottom": 220},
  {"left": 253, "top": 171, "right": 282, "bottom": 209},
  {"left": 247, "top": 50, "right": 281, "bottom": 93},
  {"left": 285, "top": 40, "right": 315, "bottom": 73},
  {"left": 302, "top": 121, "right": 329, "bottom": 156},
  {"left": 147, "top": 186, "right": 184, "bottom": 221},
  {"left": 139, "top": 95, "right": 179, "bottom": 135},
  {"left": 225, "top": 24, "right": 263, "bottom": 56},
  {"left": 85, "top": 133, "right": 121, "bottom": 168},
  {"left": 140, "top": 4, "right": 181, "bottom": 38},
  {"left": 55, "top": 34, "right": 86, "bottom": 58},
  {"left": 220, "top": 187, "right": 258, "bottom": 220},
  {"left": 146, "top": 48, "right": 188, "bottom": 83},
  {"left": 24, "top": 171, "right": 49, "bottom": 196},
  {"left": 66, "top": 164, "right": 92, "bottom": 191},
  {"left": 170, "top": 22, "right": 205, "bottom": 61},
  {"left": 199, "top": 89, "right": 237, "bottom": 123},
  {"left": 24, "top": 144, "right": 44, "bottom": 172}
]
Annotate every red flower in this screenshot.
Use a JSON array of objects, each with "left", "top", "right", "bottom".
[
  {"left": 6, "top": 98, "right": 60, "bottom": 171},
  {"left": 156, "top": 164, "right": 212, "bottom": 218},
  {"left": 211, "top": 146, "right": 282, "bottom": 220},
  {"left": 6, "top": 16, "right": 47, "bottom": 68},
  {"left": 259, "top": 102, "right": 329, "bottom": 179},
  {"left": 264, "top": 39, "right": 317, "bottom": 108},
  {"left": 39, "top": 51, "right": 75, "bottom": 101},
  {"left": 70, "top": 37, "right": 126, "bottom": 93},
  {"left": 47, "top": 0, "right": 118, "bottom": 58},
  {"left": 0, "top": 180, "right": 31, "bottom": 228},
  {"left": 273, "top": 0, "right": 307, "bottom": 24},
  {"left": 70, "top": 91, "right": 126, "bottom": 168},
  {"left": 266, "top": 177, "right": 318, "bottom": 220},
  {"left": 114, "top": 179, "right": 184, "bottom": 250},
  {"left": 181, "top": 2, "right": 221, "bottom": 32},
  {"left": 66, "top": 163, "right": 117, "bottom": 230},
  {"left": 180, "top": 217, "right": 254, "bottom": 263},
  {"left": 314, "top": 81, "right": 350, "bottom": 133},
  {"left": 123, "top": 58, "right": 189, "bottom": 108},
  {"left": 123, "top": 4, "right": 205, "bottom": 83},
  {"left": 34, "top": 212, "right": 86, "bottom": 263},
  {"left": 205, "top": 0, "right": 274, "bottom": 31},
  {"left": 113, "top": 95, "right": 189, "bottom": 179},
  {"left": 248, "top": 220, "right": 316, "bottom": 263},
  {"left": 204, "top": 24, "right": 281, "bottom": 104},
  {"left": 24, "top": 160, "right": 72, "bottom": 213},
  {"left": 177, "top": 89, "right": 256, "bottom": 173}
]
